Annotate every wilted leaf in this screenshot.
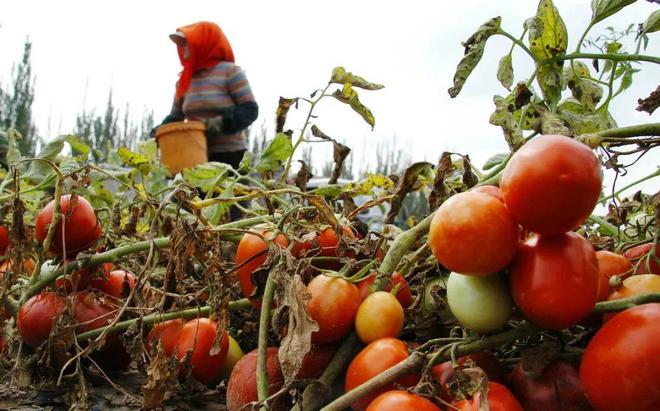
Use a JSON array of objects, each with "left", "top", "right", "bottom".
[
  {"left": 278, "top": 274, "right": 319, "bottom": 382},
  {"left": 462, "top": 155, "right": 479, "bottom": 188},
  {"left": 307, "top": 195, "right": 339, "bottom": 228},
  {"left": 276, "top": 97, "right": 298, "bottom": 133},
  {"left": 497, "top": 54, "right": 514, "bottom": 90},
  {"left": 332, "top": 83, "right": 376, "bottom": 129},
  {"left": 564, "top": 63, "right": 603, "bottom": 112},
  {"left": 558, "top": 102, "right": 617, "bottom": 134},
  {"left": 330, "top": 67, "right": 385, "bottom": 90},
  {"left": 255, "top": 133, "right": 293, "bottom": 174},
  {"left": 295, "top": 160, "right": 313, "bottom": 192},
  {"left": 343, "top": 174, "right": 394, "bottom": 196},
  {"left": 539, "top": 108, "right": 572, "bottom": 135},
  {"left": 387, "top": 162, "right": 433, "bottom": 224},
  {"left": 429, "top": 152, "right": 453, "bottom": 210},
  {"left": 482, "top": 153, "right": 508, "bottom": 170},
  {"left": 448, "top": 17, "right": 502, "bottom": 98},
  {"left": 143, "top": 343, "right": 180, "bottom": 409},
  {"left": 636, "top": 85, "right": 660, "bottom": 114},
  {"left": 6, "top": 128, "right": 23, "bottom": 167},
  {"left": 591, "top": 0, "right": 638, "bottom": 26},
  {"left": 182, "top": 162, "right": 231, "bottom": 193}
]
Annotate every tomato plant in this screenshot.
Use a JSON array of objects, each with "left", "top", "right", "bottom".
[
  {"left": 447, "top": 271, "right": 512, "bottom": 332},
  {"left": 87, "top": 269, "right": 136, "bottom": 298},
  {"left": 580, "top": 303, "right": 660, "bottom": 411},
  {"left": 35, "top": 194, "right": 102, "bottom": 256},
  {"left": 176, "top": 318, "right": 229, "bottom": 385},
  {"left": 366, "top": 390, "right": 441, "bottom": 411},
  {"left": 17, "top": 292, "right": 66, "bottom": 348},
  {"left": 428, "top": 191, "right": 519, "bottom": 276},
  {"left": 355, "top": 291, "right": 404, "bottom": 344},
  {"left": 345, "top": 338, "right": 419, "bottom": 411},
  {"left": 356, "top": 271, "right": 413, "bottom": 309},
  {"left": 509, "top": 232, "right": 599, "bottom": 329},
  {"left": 307, "top": 274, "right": 361, "bottom": 344},
  {"left": 235, "top": 230, "right": 288, "bottom": 308},
  {"left": 500, "top": 135, "right": 602, "bottom": 235}
]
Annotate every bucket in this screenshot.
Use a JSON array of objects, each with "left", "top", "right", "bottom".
[{"left": 155, "top": 121, "right": 208, "bottom": 174}]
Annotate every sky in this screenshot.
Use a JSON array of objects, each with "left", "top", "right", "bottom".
[{"left": 0, "top": 0, "right": 658, "bottom": 193}]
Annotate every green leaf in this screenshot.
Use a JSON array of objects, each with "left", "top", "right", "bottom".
[
  {"left": 330, "top": 67, "right": 385, "bottom": 90},
  {"left": 118, "top": 147, "right": 150, "bottom": 170},
  {"left": 332, "top": 83, "right": 376, "bottom": 128},
  {"left": 138, "top": 139, "right": 158, "bottom": 163},
  {"left": 591, "top": 0, "right": 637, "bottom": 26},
  {"left": 482, "top": 153, "right": 508, "bottom": 170},
  {"left": 255, "top": 133, "right": 293, "bottom": 174},
  {"left": 307, "top": 184, "right": 344, "bottom": 199},
  {"left": 6, "top": 128, "right": 23, "bottom": 167},
  {"left": 497, "top": 54, "right": 514, "bottom": 90},
  {"left": 528, "top": 0, "right": 568, "bottom": 106},
  {"left": 26, "top": 136, "right": 65, "bottom": 179},
  {"left": 640, "top": 9, "right": 660, "bottom": 38},
  {"left": 183, "top": 162, "right": 231, "bottom": 193},
  {"left": 65, "top": 135, "right": 91, "bottom": 158},
  {"left": 448, "top": 17, "right": 501, "bottom": 98},
  {"left": 606, "top": 41, "right": 622, "bottom": 54},
  {"left": 239, "top": 151, "right": 253, "bottom": 171}
]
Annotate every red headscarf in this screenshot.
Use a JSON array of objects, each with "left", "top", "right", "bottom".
[{"left": 174, "top": 21, "right": 235, "bottom": 99}]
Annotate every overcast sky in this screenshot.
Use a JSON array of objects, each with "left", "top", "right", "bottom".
[{"left": 0, "top": 0, "right": 658, "bottom": 191}]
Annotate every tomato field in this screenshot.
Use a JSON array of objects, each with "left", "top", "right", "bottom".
[{"left": 1, "top": 1, "right": 659, "bottom": 410}]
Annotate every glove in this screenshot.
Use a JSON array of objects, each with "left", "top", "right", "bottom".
[{"left": 204, "top": 116, "right": 224, "bottom": 140}]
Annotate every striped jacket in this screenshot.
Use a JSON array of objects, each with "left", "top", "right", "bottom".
[{"left": 168, "top": 61, "right": 258, "bottom": 153}]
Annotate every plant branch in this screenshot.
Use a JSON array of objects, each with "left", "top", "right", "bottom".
[{"left": 257, "top": 262, "right": 279, "bottom": 410}]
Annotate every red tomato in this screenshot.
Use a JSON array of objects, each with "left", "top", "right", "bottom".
[
  {"left": 510, "top": 360, "right": 592, "bottom": 411},
  {"left": 318, "top": 226, "right": 357, "bottom": 257},
  {"left": 0, "top": 225, "right": 8, "bottom": 255},
  {"left": 72, "top": 291, "right": 121, "bottom": 333},
  {"left": 428, "top": 191, "right": 519, "bottom": 276},
  {"left": 177, "top": 318, "right": 229, "bottom": 385},
  {"left": 35, "top": 194, "right": 102, "bottom": 256},
  {"left": 500, "top": 135, "right": 602, "bottom": 235},
  {"left": 623, "top": 242, "right": 660, "bottom": 274},
  {"left": 56, "top": 262, "right": 115, "bottom": 293},
  {"left": 17, "top": 292, "right": 66, "bottom": 347},
  {"left": 146, "top": 318, "right": 185, "bottom": 356},
  {"left": 235, "top": 230, "right": 288, "bottom": 308},
  {"left": 580, "top": 303, "right": 660, "bottom": 411},
  {"left": 432, "top": 351, "right": 509, "bottom": 401},
  {"left": 595, "top": 250, "right": 633, "bottom": 301},
  {"left": 345, "top": 338, "right": 420, "bottom": 411},
  {"left": 453, "top": 382, "right": 523, "bottom": 411},
  {"left": 509, "top": 233, "right": 599, "bottom": 329},
  {"left": 356, "top": 272, "right": 413, "bottom": 309},
  {"left": 226, "top": 344, "right": 336, "bottom": 411},
  {"left": 366, "top": 390, "right": 441, "bottom": 410},
  {"left": 355, "top": 291, "right": 404, "bottom": 344},
  {"left": 307, "top": 274, "right": 361, "bottom": 344},
  {"left": 471, "top": 185, "right": 503, "bottom": 202},
  {"left": 87, "top": 269, "right": 136, "bottom": 298}
]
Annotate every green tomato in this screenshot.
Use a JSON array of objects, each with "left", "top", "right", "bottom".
[
  {"left": 447, "top": 272, "right": 512, "bottom": 332},
  {"left": 219, "top": 335, "right": 245, "bottom": 380}
]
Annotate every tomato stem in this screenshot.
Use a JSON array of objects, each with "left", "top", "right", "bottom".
[{"left": 256, "top": 261, "right": 280, "bottom": 410}]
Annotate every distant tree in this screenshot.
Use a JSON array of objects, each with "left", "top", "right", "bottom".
[{"left": 0, "top": 38, "right": 39, "bottom": 158}]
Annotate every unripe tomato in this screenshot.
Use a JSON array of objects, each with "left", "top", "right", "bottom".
[
  {"left": 345, "top": 338, "right": 419, "bottom": 411},
  {"left": 177, "top": 318, "right": 229, "bottom": 385},
  {"left": 366, "top": 390, "right": 441, "bottom": 410},
  {"left": 604, "top": 274, "right": 660, "bottom": 321},
  {"left": 87, "top": 269, "right": 136, "bottom": 298},
  {"left": 235, "top": 230, "right": 288, "bottom": 308},
  {"left": 452, "top": 382, "right": 523, "bottom": 411},
  {"left": 623, "top": 242, "right": 660, "bottom": 274},
  {"left": 355, "top": 291, "right": 404, "bottom": 344},
  {"left": 307, "top": 274, "right": 360, "bottom": 344},
  {"left": 219, "top": 335, "right": 244, "bottom": 380},
  {"left": 510, "top": 360, "right": 592, "bottom": 411},
  {"left": 447, "top": 272, "right": 512, "bottom": 332},
  {"left": 510, "top": 233, "right": 599, "bottom": 329},
  {"left": 146, "top": 318, "right": 185, "bottom": 356},
  {"left": 428, "top": 191, "right": 519, "bottom": 276},
  {"left": 471, "top": 185, "right": 503, "bottom": 202},
  {"left": 500, "top": 134, "right": 602, "bottom": 235},
  {"left": 0, "top": 225, "right": 9, "bottom": 255},
  {"left": 580, "top": 303, "right": 660, "bottom": 411},
  {"left": 17, "top": 292, "right": 66, "bottom": 347},
  {"left": 35, "top": 195, "right": 102, "bottom": 256},
  {"left": 356, "top": 271, "right": 413, "bottom": 309},
  {"left": 595, "top": 250, "right": 633, "bottom": 301}
]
